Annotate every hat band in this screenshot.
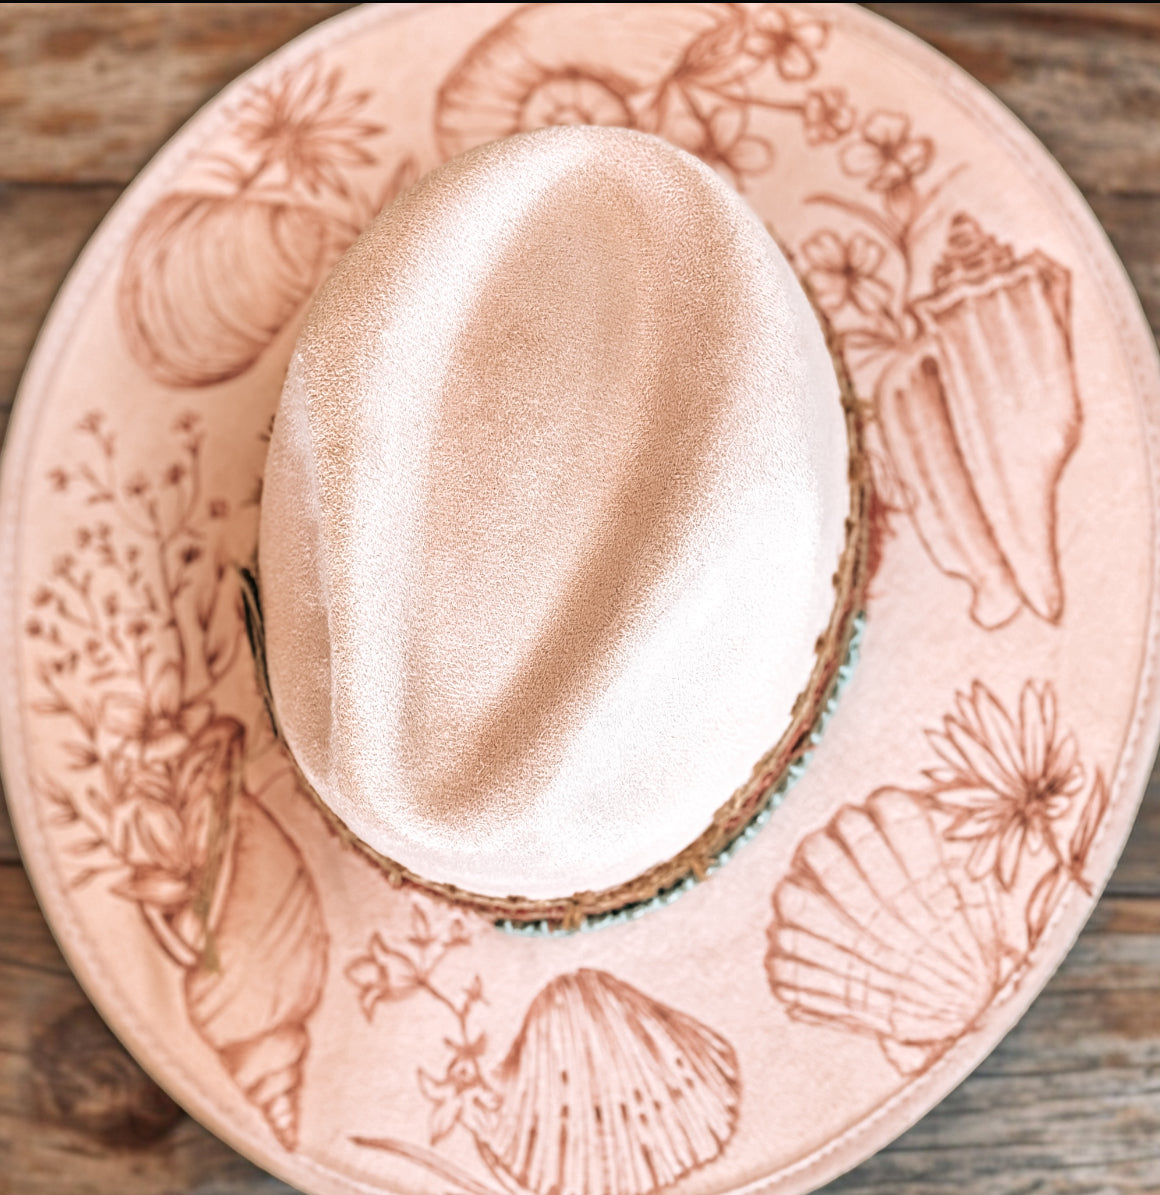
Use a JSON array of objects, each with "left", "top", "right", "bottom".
[{"left": 243, "top": 309, "right": 871, "bottom": 932}]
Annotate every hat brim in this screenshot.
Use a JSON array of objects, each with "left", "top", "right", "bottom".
[{"left": 3, "top": 5, "right": 1160, "bottom": 1195}]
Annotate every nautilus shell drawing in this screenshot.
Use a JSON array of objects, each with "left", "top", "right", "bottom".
[
  {"left": 435, "top": 4, "right": 733, "bottom": 157},
  {"left": 767, "top": 787, "right": 1013, "bottom": 1076},
  {"left": 876, "top": 215, "right": 1082, "bottom": 628}
]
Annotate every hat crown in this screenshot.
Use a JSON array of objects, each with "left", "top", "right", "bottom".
[{"left": 258, "top": 126, "right": 850, "bottom": 901}]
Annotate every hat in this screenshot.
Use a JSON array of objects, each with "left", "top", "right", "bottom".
[{"left": 2, "top": 5, "right": 1158, "bottom": 1195}]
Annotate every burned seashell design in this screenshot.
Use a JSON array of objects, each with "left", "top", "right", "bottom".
[
  {"left": 876, "top": 215, "right": 1082, "bottom": 628},
  {"left": 766, "top": 680, "right": 1111, "bottom": 1077},
  {"left": 435, "top": 4, "right": 831, "bottom": 183},
  {"left": 435, "top": 4, "right": 730, "bottom": 157},
  {"left": 184, "top": 787, "right": 327, "bottom": 1150},
  {"left": 29, "top": 415, "right": 330, "bottom": 1151},
  {"left": 483, "top": 970, "right": 740, "bottom": 1195},
  {"left": 119, "top": 194, "right": 336, "bottom": 389},
  {"left": 117, "top": 59, "right": 387, "bottom": 388},
  {"left": 767, "top": 787, "right": 1011, "bottom": 1075}
]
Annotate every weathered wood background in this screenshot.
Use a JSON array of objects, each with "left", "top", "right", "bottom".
[{"left": 1, "top": 3, "right": 1159, "bottom": 1192}]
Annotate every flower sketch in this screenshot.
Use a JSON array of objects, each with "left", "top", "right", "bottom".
[
  {"left": 926, "top": 681, "right": 1085, "bottom": 889},
  {"left": 802, "top": 230, "right": 893, "bottom": 316},
  {"left": 840, "top": 111, "right": 933, "bottom": 195}
]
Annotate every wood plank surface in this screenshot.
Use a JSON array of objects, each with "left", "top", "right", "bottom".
[{"left": 1, "top": 4, "right": 1158, "bottom": 1194}]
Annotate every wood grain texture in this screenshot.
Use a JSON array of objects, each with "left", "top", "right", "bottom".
[
  {"left": 0, "top": 3, "right": 354, "bottom": 184},
  {"left": 0, "top": 4, "right": 1158, "bottom": 1194}
]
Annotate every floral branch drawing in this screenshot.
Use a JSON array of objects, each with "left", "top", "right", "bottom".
[
  {"left": 346, "top": 903, "right": 498, "bottom": 1146},
  {"left": 767, "top": 678, "right": 1111, "bottom": 1078},
  {"left": 30, "top": 413, "right": 328, "bottom": 1151}
]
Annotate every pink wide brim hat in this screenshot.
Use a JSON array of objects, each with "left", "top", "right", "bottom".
[{"left": 3, "top": 5, "right": 1159, "bottom": 1195}]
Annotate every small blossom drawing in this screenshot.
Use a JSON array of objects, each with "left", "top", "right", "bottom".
[
  {"left": 926, "top": 681, "right": 1086, "bottom": 890},
  {"left": 801, "top": 86, "right": 855, "bottom": 145},
  {"left": 801, "top": 230, "right": 894, "bottom": 316},
  {"left": 841, "top": 110, "right": 934, "bottom": 195},
  {"left": 745, "top": 4, "right": 828, "bottom": 82}
]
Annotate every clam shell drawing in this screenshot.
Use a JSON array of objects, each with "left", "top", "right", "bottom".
[{"left": 119, "top": 194, "right": 337, "bottom": 389}]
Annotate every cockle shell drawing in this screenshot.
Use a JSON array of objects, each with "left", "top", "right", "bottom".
[
  {"left": 117, "top": 59, "right": 388, "bottom": 388},
  {"left": 119, "top": 194, "right": 337, "bottom": 389},
  {"left": 766, "top": 787, "right": 1013, "bottom": 1076},
  {"left": 352, "top": 951, "right": 740, "bottom": 1195},
  {"left": 766, "top": 678, "right": 1109, "bottom": 1078},
  {"left": 875, "top": 215, "right": 1082, "bottom": 628}
]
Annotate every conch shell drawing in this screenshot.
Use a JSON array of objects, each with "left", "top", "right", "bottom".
[
  {"left": 876, "top": 215, "right": 1082, "bottom": 628},
  {"left": 357, "top": 968, "right": 740, "bottom": 1195},
  {"left": 134, "top": 721, "right": 327, "bottom": 1150},
  {"left": 118, "top": 193, "right": 336, "bottom": 389},
  {"left": 766, "top": 787, "right": 1013, "bottom": 1076},
  {"left": 183, "top": 779, "right": 327, "bottom": 1151}
]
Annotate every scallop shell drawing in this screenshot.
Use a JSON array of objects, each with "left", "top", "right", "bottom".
[
  {"left": 350, "top": 938, "right": 740, "bottom": 1195},
  {"left": 483, "top": 970, "right": 740, "bottom": 1195},
  {"left": 766, "top": 787, "right": 1012, "bottom": 1075}
]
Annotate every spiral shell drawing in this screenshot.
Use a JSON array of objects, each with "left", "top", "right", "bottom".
[
  {"left": 184, "top": 787, "right": 328, "bottom": 1150},
  {"left": 767, "top": 788, "right": 1010, "bottom": 1076},
  {"left": 481, "top": 969, "right": 740, "bottom": 1195},
  {"left": 876, "top": 216, "right": 1082, "bottom": 628},
  {"left": 434, "top": 4, "right": 734, "bottom": 157},
  {"left": 118, "top": 193, "right": 336, "bottom": 388}
]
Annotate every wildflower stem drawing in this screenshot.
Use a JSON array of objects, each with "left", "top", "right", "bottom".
[{"left": 346, "top": 904, "right": 498, "bottom": 1146}]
